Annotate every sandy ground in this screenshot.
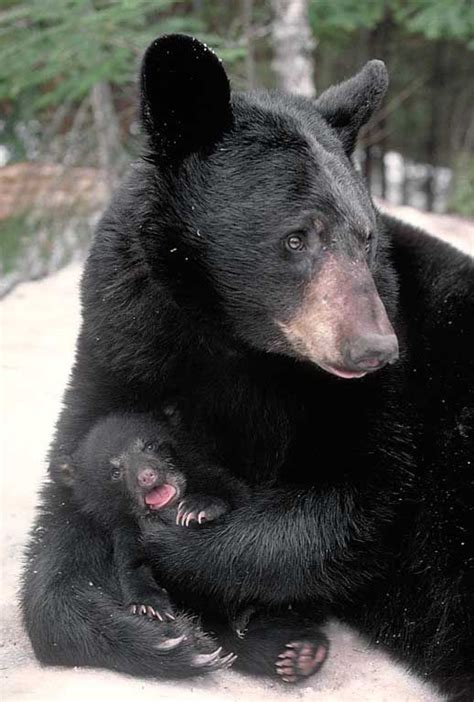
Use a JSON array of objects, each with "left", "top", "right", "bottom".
[{"left": 1, "top": 206, "right": 472, "bottom": 701}]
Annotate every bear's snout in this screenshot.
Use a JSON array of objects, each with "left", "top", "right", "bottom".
[
  {"left": 344, "top": 333, "right": 399, "bottom": 372},
  {"left": 277, "top": 254, "right": 398, "bottom": 378}
]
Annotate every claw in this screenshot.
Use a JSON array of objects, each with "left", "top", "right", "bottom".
[
  {"left": 192, "top": 646, "right": 222, "bottom": 668},
  {"left": 155, "top": 634, "right": 186, "bottom": 651},
  {"left": 185, "top": 511, "right": 196, "bottom": 527},
  {"left": 219, "top": 652, "right": 237, "bottom": 669},
  {"left": 197, "top": 511, "right": 206, "bottom": 524},
  {"left": 278, "top": 650, "right": 296, "bottom": 659},
  {"left": 165, "top": 612, "right": 175, "bottom": 621}
]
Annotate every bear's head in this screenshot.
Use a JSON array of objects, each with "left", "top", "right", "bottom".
[{"left": 139, "top": 34, "right": 398, "bottom": 379}]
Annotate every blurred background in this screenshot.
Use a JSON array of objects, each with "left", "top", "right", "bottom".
[{"left": 1, "top": 0, "right": 473, "bottom": 296}]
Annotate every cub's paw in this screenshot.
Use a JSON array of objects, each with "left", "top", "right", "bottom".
[
  {"left": 176, "top": 495, "right": 229, "bottom": 527},
  {"left": 275, "top": 639, "right": 328, "bottom": 683},
  {"left": 128, "top": 587, "right": 175, "bottom": 622},
  {"left": 129, "top": 602, "right": 175, "bottom": 622}
]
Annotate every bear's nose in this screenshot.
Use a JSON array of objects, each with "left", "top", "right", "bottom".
[
  {"left": 137, "top": 468, "right": 158, "bottom": 487},
  {"left": 345, "top": 334, "right": 399, "bottom": 372}
]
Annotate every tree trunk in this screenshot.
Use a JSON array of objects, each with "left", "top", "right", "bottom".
[
  {"left": 271, "top": 0, "right": 316, "bottom": 97},
  {"left": 90, "top": 81, "right": 121, "bottom": 194},
  {"left": 401, "top": 158, "right": 410, "bottom": 206},
  {"left": 425, "top": 41, "right": 447, "bottom": 211},
  {"left": 242, "top": 0, "right": 256, "bottom": 89}
]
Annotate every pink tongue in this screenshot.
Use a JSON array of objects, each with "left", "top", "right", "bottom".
[{"left": 144, "top": 484, "right": 177, "bottom": 509}]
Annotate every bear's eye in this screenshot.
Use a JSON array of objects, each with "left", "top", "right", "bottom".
[
  {"left": 144, "top": 442, "right": 156, "bottom": 452},
  {"left": 285, "top": 233, "right": 306, "bottom": 252}
]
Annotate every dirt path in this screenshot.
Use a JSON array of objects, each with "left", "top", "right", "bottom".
[{"left": 3, "top": 203, "right": 472, "bottom": 700}]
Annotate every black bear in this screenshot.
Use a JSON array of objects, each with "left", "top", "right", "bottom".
[{"left": 22, "top": 34, "right": 473, "bottom": 698}]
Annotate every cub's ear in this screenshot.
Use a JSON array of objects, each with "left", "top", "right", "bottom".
[
  {"left": 55, "top": 457, "right": 76, "bottom": 487},
  {"left": 140, "top": 34, "right": 232, "bottom": 159},
  {"left": 315, "top": 60, "right": 388, "bottom": 155}
]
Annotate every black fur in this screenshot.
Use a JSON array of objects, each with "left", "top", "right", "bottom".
[{"left": 21, "top": 35, "right": 473, "bottom": 697}]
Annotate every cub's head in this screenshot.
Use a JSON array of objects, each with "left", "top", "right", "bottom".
[
  {"left": 139, "top": 34, "right": 398, "bottom": 379},
  {"left": 56, "top": 413, "right": 186, "bottom": 524}
]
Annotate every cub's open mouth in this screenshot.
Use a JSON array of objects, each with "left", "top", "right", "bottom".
[{"left": 144, "top": 483, "right": 177, "bottom": 510}]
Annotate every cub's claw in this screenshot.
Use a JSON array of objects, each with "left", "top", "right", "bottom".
[
  {"left": 176, "top": 504, "right": 199, "bottom": 527},
  {"left": 176, "top": 495, "right": 229, "bottom": 527},
  {"left": 129, "top": 603, "right": 172, "bottom": 622}
]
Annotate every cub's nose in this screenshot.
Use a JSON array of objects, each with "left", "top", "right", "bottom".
[
  {"left": 137, "top": 468, "right": 158, "bottom": 487},
  {"left": 346, "top": 333, "right": 399, "bottom": 372}
]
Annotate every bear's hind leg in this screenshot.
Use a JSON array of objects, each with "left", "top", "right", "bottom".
[{"left": 215, "top": 611, "right": 329, "bottom": 683}]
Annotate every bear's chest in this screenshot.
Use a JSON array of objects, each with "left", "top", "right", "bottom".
[{"left": 178, "top": 358, "right": 389, "bottom": 488}]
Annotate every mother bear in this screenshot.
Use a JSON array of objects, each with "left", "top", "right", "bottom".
[{"left": 22, "top": 35, "right": 473, "bottom": 699}]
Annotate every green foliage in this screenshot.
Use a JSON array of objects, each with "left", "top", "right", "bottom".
[
  {"left": 0, "top": 0, "right": 472, "bottom": 221},
  {"left": 394, "top": 0, "right": 474, "bottom": 46},
  {"left": 0, "top": 0, "right": 205, "bottom": 112},
  {"left": 309, "top": 0, "right": 385, "bottom": 38},
  {"left": 309, "top": 0, "right": 474, "bottom": 46}
]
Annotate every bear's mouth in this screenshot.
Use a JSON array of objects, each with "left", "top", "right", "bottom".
[
  {"left": 319, "top": 362, "right": 368, "bottom": 379},
  {"left": 144, "top": 483, "right": 178, "bottom": 510}
]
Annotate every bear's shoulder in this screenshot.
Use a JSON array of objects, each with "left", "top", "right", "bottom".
[
  {"left": 385, "top": 213, "right": 474, "bottom": 381},
  {"left": 386, "top": 212, "right": 473, "bottom": 316}
]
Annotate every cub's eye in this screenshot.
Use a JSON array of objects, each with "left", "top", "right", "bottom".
[
  {"left": 144, "top": 442, "right": 156, "bottom": 452},
  {"left": 365, "top": 232, "right": 373, "bottom": 253},
  {"left": 110, "top": 467, "right": 122, "bottom": 481},
  {"left": 285, "top": 233, "right": 306, "bottom": 252}
]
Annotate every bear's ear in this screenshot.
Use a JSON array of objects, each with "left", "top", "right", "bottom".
[
  {"left": 315, "top": 60, "right": 388, "bottom": 155},
  {"left": 140, "top": 34, "right": 232, "bottom": 159}
]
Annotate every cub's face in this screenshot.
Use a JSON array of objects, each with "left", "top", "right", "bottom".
[
  {"left": 140, "top": 35, "right": 398, "bottom": 379},
  {"left": 106, "top": 435, "right": 186, "bottom": 516},
  {"left": 56, "top": 415, "right": 187, "bottom": 524}
]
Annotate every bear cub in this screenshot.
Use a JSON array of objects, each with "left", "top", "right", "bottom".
[{"left": 57, "top": 410, "right": 247, "bottom": 622}]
